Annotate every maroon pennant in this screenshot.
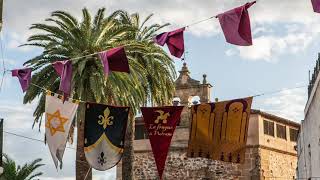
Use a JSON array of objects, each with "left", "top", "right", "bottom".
[
  {"left": 98, "top": 46, "right": 130, "bottom": 76},
  {"left": 141, "top": 106, "right": 184, "bottom": 179},
  {"left": 216, "top": 1, "right": 256, "bottom": 46}
]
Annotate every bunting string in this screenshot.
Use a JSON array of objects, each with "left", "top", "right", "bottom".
[
  {"left": 29, "top": 83, "right": 86, "bottom": 103},
  {"left": 185, "top": 16, "right": 216, "bottom": 28},
  {"left": 3, "top": 44, "right": 132, "bottom": 73},
  {"left": 3, "top": 130, "right": 76, "bottom": 150},
  {"left": 4, "top": 130, "right": 317, "bottom": 179},
  {"left": 0, "top": 0, "right": 259, "bottom": 74},
  {"left": 24, "top": 81, "right": 308, "bottom": 104},
  {"left": 0, "top": 33, "right": 5, "bottom": 92},
  {"left": 252, "top": 85, "right": 307, "bottom": 97},
  {"left": 3, "top": 51, "right": 101, "bottom": 73},
  {"left": 0, "top": 0, "right": 310, "bottom": 103}
]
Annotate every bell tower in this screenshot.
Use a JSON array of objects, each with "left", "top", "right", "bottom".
[{"left": 174, "top": 63, "right": 212, "bottom": 126}]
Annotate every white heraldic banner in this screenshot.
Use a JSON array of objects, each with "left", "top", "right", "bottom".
[{"left": 45, "top": 92, "right": 79, "bottom": 169}]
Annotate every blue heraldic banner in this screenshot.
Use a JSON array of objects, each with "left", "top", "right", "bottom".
[{"left": 84, "top": 102, "right": 129, "bottom": 170}]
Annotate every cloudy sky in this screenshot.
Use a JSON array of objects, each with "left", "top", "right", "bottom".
[{"left": 0, "top": 0, "right": 317, "bottom": 179}]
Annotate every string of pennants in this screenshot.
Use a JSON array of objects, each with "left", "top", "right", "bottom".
[
  {"left": 9, "top": 0, "right": 257, "bottom": 96},
  {"left": 44, "top": 90, "right": 252, "bottom": 179},
  {"left": 11, "top": 46, "right": 130, "bottom": 98},
  {"left": 3, "top": 1, "right": 319, "bottom": 179},
  {"left": 7, "top": 0, "right": 320, "bottom": 95}
]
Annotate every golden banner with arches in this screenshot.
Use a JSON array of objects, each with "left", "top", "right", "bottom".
[{"left": 187, "top": 97, "right": 253, "bottom": 163}]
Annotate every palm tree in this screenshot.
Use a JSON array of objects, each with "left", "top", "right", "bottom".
[
  {"left": 0, "top": 154, "right": 44, "bottom": 180},
  {"left": 22, "top": 8, "right": 176, "bottom": 180},
  {"left": 115, "top": 11, "right": 176, "bottom": 180}
]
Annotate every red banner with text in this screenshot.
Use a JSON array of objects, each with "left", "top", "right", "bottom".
[{"left": 141, "top": 106, "right": 184, "bottom": 179}]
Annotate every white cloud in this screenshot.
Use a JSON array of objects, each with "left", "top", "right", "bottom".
[
  {"left": 256, "top": 87, "right": 306, "bottom": 121},
  {"left": 252, "top": 26, "right": 273, "bottom": 35},
  {"left": 1, "top": 0, "right": 314, "bottom": 39},
  {"left": 0, "top": 102, "right": 36, "bottom": 130},
  {"left": 6, "top": 31, "right": 36, "bottom": 52},
  {"left": 225, "top": 49, "right": 236, "bottom": 57},
  {"left": 226, "top": 30, "right": 314, "bottom": 62},
  {"left": 2, "top": 0, "right": 320, "bottom": 61}
]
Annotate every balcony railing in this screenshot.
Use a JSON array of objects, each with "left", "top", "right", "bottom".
[{"left": 308, "top": 53, "right": 320, "bottom": 98}]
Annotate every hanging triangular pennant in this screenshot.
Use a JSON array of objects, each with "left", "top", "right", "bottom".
[
  {"left": 187, "top": 97, "right": 253, "bottom": 163},
  {"left": 141, "top": 106, "right": 184, "bottom": 179},
  {"left": 98, "top": 46, "right": 130, "bottom": 76},
  {"left": 45, "top": 91, "right": 79, "bottom": 169},
  {"left": 216, "top": 1, "right": 256, "bottom": 46},
  {"left": 312, "top": 0, "right": 320, "bottom": 13},
  {"left": 11, "top": 68, "right": 32, "bottom": 92},
  {"left": 154, "top": 28, "right": 185, "bottom": 58},
  {"left": 52, "top": 60, "right": 72, "bottom": 98},
  {"left": 84, "top": 103, "right": 129, "bottom": 170}
]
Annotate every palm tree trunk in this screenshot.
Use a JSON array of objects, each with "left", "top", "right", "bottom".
[
  {"left": 76, "top": 103, "right": 92, "bottom": 180},
  {"left": 122, "top": 113, "right": 135, "bottom": 180}
]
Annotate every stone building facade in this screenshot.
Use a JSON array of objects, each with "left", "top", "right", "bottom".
[
  {"left": 117, "top": 63, "right": 299, "bottom": 180},
  {"left": 297, "top": 54, "right": 320, "bottom": 179}
]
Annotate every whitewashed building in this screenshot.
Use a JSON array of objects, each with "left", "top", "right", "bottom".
[{"left": 297, "top": 54, "right": 320, "bottom": 179}]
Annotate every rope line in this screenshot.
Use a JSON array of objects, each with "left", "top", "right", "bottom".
[
  {"left": 3, "top": 51, "right": 100, "bottom": 73},
  {"left": 0, "top": 1, "right": 259, "bottom": 73},
  {"left": 26, "top": 82, "right": 308, "bottom": 103},
  {"left": 0, "top": 33, "right": 5, "bottom": 91},
  {"left": 3, "top": 130, "right": 76, "bottom": 150},
  {"left": 29, "top": 83, "right": 86, "bottom": 103},
  {"left": 252, "top": 85, "right": 307, "bottom": 97},
  {"left": 1, "top": 128, "right": 315, "bottom": 178},
  {"left": 84, "top": 167, "right": 92, "bottom": 180},
  {"left": 185, "top": 16, "right": 216, "bottom": 28}
]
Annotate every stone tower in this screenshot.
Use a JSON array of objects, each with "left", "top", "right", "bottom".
[
  {"left": 118, "top": 63, "right": 299, "bottom": 180},
  {"left": 173, "top": 62, "right": 212, "bottom": 126},
  {"left": 174, "top": 62, "right": 212, "bottom": 104}
]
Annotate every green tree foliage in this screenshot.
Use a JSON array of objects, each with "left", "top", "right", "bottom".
[
  {"left": 0, "top": 154, "right": 44, "bottom": 180},
  {"left": 22, "top": 8, "right": 176, "bottom": 179}
]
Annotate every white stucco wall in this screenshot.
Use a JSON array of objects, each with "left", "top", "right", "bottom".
[{"left": 298, "top": 71, "right": 320, "bottom": 179}]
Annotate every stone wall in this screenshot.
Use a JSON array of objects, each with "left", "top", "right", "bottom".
[
  {"left": 134, "top": 150, "right": 241, "bottom": 180},
  {"left": 132, "top": 147, "right": 263, "bottom": 180},
  {"left": 298, "top": 58, "right": 320, "bottom": 179},
  {"left": 129, "top": 146, "right": 297, "bottom": 180},
  {"left": 116, "top": 63, "right": 298, "bottom": 180},
  {"left": 260, "top": 148, "right": 297, "bottom": 180}
]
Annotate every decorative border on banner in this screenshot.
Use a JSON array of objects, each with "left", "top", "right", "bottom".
[
  {"left": 84, "top": 133, "right": 124, "bottom": 153},
  {"left": 46, "top": 90, "right": 80, "bottom": 104}
]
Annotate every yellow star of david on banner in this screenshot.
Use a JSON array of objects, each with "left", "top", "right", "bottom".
[{"left": 46, "top": 110, "right": 68, "bottom": 136}]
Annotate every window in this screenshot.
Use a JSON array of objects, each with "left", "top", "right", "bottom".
[
  {"left": 264, "top": 120, "right": 274, "bottom": 136},
  {"left": 290, "top": 128, "right": 298, "bottom": 142},
  {"left": 277, "top": 124, "right": 287, "bottom": 140},
  {"left": 135, "top": 124, "right": 149, "bottom": 140}
]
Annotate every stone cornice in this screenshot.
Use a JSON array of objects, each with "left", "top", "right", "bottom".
[
  {"left": 246, "top": 145, "right": 297, "bottom": 157},
  {"left": 251, "top": 109, "right": 300, "bottom": 128}
]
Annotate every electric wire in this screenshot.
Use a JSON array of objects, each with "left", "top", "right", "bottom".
[
  {"left": 252, "top": 85, "right": 307, "bottom": 97},
  {"left": 3, "top": 130, "right": 76, "bottom": 150},
  {"left": 0, "top": 32, "right": 5, "bottom": 92},
  {"left": 26, "top": 82, "right": 308, "bottom": 103},
  {"left": 3, "top": 130, "right": 318, "bottom": 179},
  {"left": 0, "top": 1, "right": 259, "bottom": 73}
]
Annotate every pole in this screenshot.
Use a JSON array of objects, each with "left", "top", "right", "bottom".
[
  {"left": 0, "top": 118, "right": 3, "bottom": 175},
  {"left": 0, "top": 0, "right": 3, "bottom": 32},
  {"left": 0, "top": 118, "right": 3, "bottom": 166}
]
